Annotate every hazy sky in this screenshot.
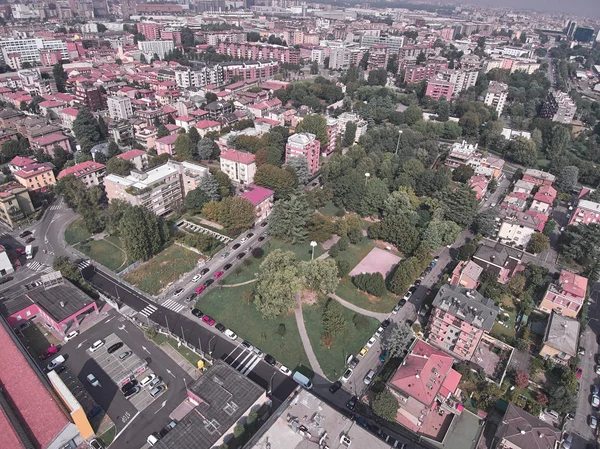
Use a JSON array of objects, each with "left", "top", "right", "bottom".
[{"left": 460, "top": 0, "right": 600, "bottom": 18}]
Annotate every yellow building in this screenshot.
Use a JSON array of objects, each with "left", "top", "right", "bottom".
[
  {"left": 14, "top": 162, "right": 56, "bottom": 191},
  {"left": 0, "top": 181, "right": 35, "bottom": 228}
]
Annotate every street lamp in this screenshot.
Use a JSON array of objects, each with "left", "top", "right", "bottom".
[
  {"left": 364, "top": 172, "right": 370, "bottom": 186},
  {"left": 310, "top": 241, "right": 317, "bottom": 260},
  {"left": 395, "top": 129, "right": 403, "bottom": 154},
  {"left": 208, "top": 335, "right": 216, "bottom": 355}
]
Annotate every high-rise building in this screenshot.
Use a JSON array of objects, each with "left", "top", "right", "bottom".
[
  {"left": 574, "top": 27, "right": 594, "bottom": 43},
  {"left": 324, "top": 117, "right": 339, "bottom": 156},
  {"left": 107, "top": 96, "right": 133, "bottom": 120},
  {"left": 425, "top": 79, "right": 454, "bottom": 101},
  {"left": 137, "top": 22, "right": 163, "bottom": 40},
  {"left": 74, "top": 82, "right": 106, "bottom": 112},
  {"left": 138, "top": 40, "right": 174, "bottom": 60},
  {"left": 285, "top": 133, "right": 320, "bottom": 175},
  {"left": 484, "top": 81, "right": 509, "bottom": 116},
  {"left": 565, "top": 20, "right": 577, "bottom": 38}
]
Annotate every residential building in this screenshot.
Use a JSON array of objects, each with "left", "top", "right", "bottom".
[
  {"left": 427, "top": 285, "right": 499, "bottom": 360},
  {"left": 445, "top": 140, "right": 478, "bottom": 169},
  {"left": 57, "top": 161, "right": 105, "bottom": 188},
  {"left": 137, "top": 22, "right": 163, "bottom": 40},
  {"left": 539, "top": 269, "right": 588, "bottom": 318},
  {"left": 450, "top": 260, "right": 483, "bottom": 289},
  {"left": 60, "top": 107, "right": 79, "bottom": 130},
  {"left": 152, "top": 360, "right": 266, "bottom": 449},
  {"left": 174, "top": 65, "right": 224, "bottom": 89},
  {"left": 404, "top": 59, "right": 449, "bottom": 84},
  {"left": 205, "top": 100, "right": 234, "bottom": 120},
  {"left": 324, "top": 116, "right": 339, "bottom": 155},
  {"left": 286, "top": 133, "right": 320, "bottom": 175},
  {"left": 472, "top": 243, "right": 523, "bottom": 284},
  {"left": 360, "top": 34, "right": 405, "bottom": 52},
  {"left": 468, "top": 175, "right": 489, "bottom": 200},
  {"left": 569, "top": 199, "right": 600, "bottom": 226},
  {"left": 117, "top": 149, "right": 148, "bottom": 171},
  {"left": 0, "top": 246, "right": 14, "bottom": 276},
  {"left": 387, "top": 339, "right": 463, "bottom": 441},
  {"left": 178, "top": 161, "right": 209, "bottom": 196},
  {"left": 221, "top": 60, "right": 279, "bottom": 83},
  {"left": 513, "top": 179, "right": 536, "bottom": 195},
  {"left": 531, "top": 185, "right": 557, "bottom": 212},
  {"left": 195, "top": 120, "right": 221, "bottom": 137},
  {"left": 155, "top": 134, "right": 179, "bottom": 156},
  {"left": 249, "top": 389, "right": 392, "bottom": 449},
  {"left": 138, "top": 40, "right": 174, "bottom": 60},
  {"left": 0, "top": 182, "right": 34, "bottom": 229},
  {"left": 522, "top": 168, "right": 556, "bottom": 186},
  {"left": 539, "top": 311, "right": 580, "bottom": 365},
  {"left": 425, "top": 79, "right": 454, "bottom": 101},
  {"left": 109, "top": 121, "right": 134, "bottom": 146},
  {"left": 497, "top": 212, "right": 540, "bottom": 247},
  {"left": 492, "top": 403, "right": 560, "bottom": 449},
  {"left": 574, "top": 27, "right": 595, "bottom": 42},
  {"left": 337, "top": 112, "right": 368, "bottom": 143},
  {"left": 74, "top": 83, "right": 105, "bottom": 112},
  {"left": 104, "top": 162, "right": 183, "bottom": 216},
  {"left": 0, "top": 38, "right": 69, "bottom": 68},
  {"left": 437, "top": 69, "right": 479, "bottom": 94},
  {"left": 8, "top": 156, "right": 35, "bottom": 173},
  {"left": 14, "top": 163, "right": 56, "bottom": 191},
  {"left": 30, "top": 132, "right": 71, "bottom": 157},
  {"left": 219, "top": 149, "right": 256, "bottom": 185},
  {"left": 484, "top": 81, "right": 509, "bottom": 116},
  {"left": 539, "top": 89, "right": 577, "bottom": 124},
  {"left": 107, "top": 96, "right": 133, "bottom": 120},
  {"left": 240, "top": 184, "right": 274, "bottom": 221}
]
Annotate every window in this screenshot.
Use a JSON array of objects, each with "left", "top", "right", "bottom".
[
  {"left": 204, "top": 419, "right": 220, "bottom": 434},
  {"left": 223, "top": 401, "right": 239, "bottom": 415}
]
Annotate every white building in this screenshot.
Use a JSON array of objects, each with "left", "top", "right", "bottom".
[
  {"left": 174, "top": 65, "right": 223, "bottom": 89},
  {"left": 0, "top": 246, "right": 14, "bottom": 276},
  {"left": 497, "top": 212, "right": 540, "bottom": 248},
  {"left": 138, "top": 40, "right": 174, "bottom": 61},
  {"left": 219, "top": 149, "right": 256, "bottom": 185},
  {"left": 437, "top": 69, "right": 478, "bottom": 95},
  {"left": 107, "top": 96, "right": 133, "bottom": 120},
  {"left": 337, "top": 112, "right": 368, "bottom": 144},
  {"left": 484, "top": 81, "right": 509, "bottom": 116},
  {"left": 0, "top": 38, "right": 68, "bottom": 69}
]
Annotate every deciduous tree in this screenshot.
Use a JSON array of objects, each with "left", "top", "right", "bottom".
[
  {"left": 185, "top": 187, "right": 210, "bottom": 213},
  {"left": 120, "top": 205, "right": 166, "bottom": 261},
  {"left": 106, "top": 157, "right": 134, "bottom": 175},
  {"left": 174, "top": 133, "right": 194, "bottom": 160},
  {"left": 382, "top": 322, "right": 413, "bottom": 358},
  {"left": 284, "top": 156, "right": 311, "bottom": 186},
  {"left": 254, "top": 164, "right": 298, "bottom": 199},
  {"left": 372, "top": 390, "right": 399, "bottom": 421},
  {"left": 298, "top": 259, "right": 339, "bottom": 294},
  {"left": 295, "top": 114, "right": 328, "bottom": 146},
  {"left": 527, "top": 232, "right": 550, "bottom": 254}
]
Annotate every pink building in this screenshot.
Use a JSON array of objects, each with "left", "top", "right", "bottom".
[
  {"left": 388, "top": 339, "right": 463, "bottom": 440},
  {"left": 533, "top": 185, "right": 557, "bottom": 205},
  {"left": 522, "top": 168, "right": 556, "bottom": 186},
  {"left": 240, "top": 184, "right": 274, "bottom": 221},
  {"left": 57, "top": 161, "right": 106, "bottom": 188},
  {"left": 137, "top": 22, "right": 163, "bottom": 40},
  {"left": 467, "top": 175, "right": 489, "bottom": 200},
  {"left": 404, "top": 60, "right": 448, "bottom": 84},
  {"left": 425, "top": 79, "right": 454, "bottom": 101},
  {"left": 324, "top": 117, "right": 339, "bottom": 155},
  {"left": 118, "top": 149, "right": 148, "bottom": 171},
  {"left": 40, "top": 49, "right": 62, "bottom": 66},
  {"left": 539, "top": 269, "right": 588, "bottom": 318},
  {"left": 155, "top": 134, "right": 179, "bottom": 156},
  {"left": 30, "top": 132, "right": 71, "bottom": 157},
  {"left": 285, "top": 132, "right": 320, "bottom": 175},
  {"left": 569, "top": 199, "right": 600, "bottom": 226},
  {"left": 427, "top": 285, "right": 499, "bottom": 360},
  {"left": 450, "top": 260, "right": 483, "bottom": 289}
]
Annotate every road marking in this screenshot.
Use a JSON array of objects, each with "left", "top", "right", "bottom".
[
  {"left": 141, "top": 346, "right": 151, "bottom": 354},
  {"left": 241, "top": 355, "right": 261, "bottom": 376},
  {"left": 161, "top": 299, "right": 186, "bottom": 313},
  {"left": 166, "top": 369, "right": 176, "bottom": 378},
  {"left": 154, "top": 400, "right": 168, "bottom": 414},
  {"left": 118, "top": 325, "right": 129, "bottom": 333},
  {"left": 112, "top": 411, "right": 141, "bottom": 443},
  {"left": 139, "top": 304, "right": 158, "bottom": 317},
  {"left": 76, "top": 339, "right": 88, "bottom": 349},
  {"left": 105, "top": 317, "right": 114, "bottom": 323}
]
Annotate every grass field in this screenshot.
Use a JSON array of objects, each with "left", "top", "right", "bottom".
[
  {"left": 123, "top": 245, "right": 199, "bottom": 295},
  {"left": 318, "top": 201, "right": 343, "bottom": 217},
  {"left": 64, "top": 218, "right": 91, "bottom": 245},
  {"left": 153, "top": 333, "right": 202, "bottom": 367},
  {"left": 195, "top": 284, "right": 310, "bottom": 370},
  {"left": 77, "top": 238, "right": 129, "bottom": 272},
  {"left": 302, "top": 300, "right": 380, "bottom": 380},
  {"left": 98, "top": 426, "right": 116, "bottom": 447}
]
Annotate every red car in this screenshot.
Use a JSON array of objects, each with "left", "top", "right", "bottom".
[
  {"left": 213, "top": 271, "right": 224, "bottom": 279},
  {"left": 576, "top": 366, "right": 583, "bottom": 379},
  {"left": 195, "top": 285, "right": 206, "bottom": 295},
  {"left": 202, "top": 315, "right": 215, "bottom": 326}
]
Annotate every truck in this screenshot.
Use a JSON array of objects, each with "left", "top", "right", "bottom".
[
  {"left": 292, "top": 371, "right": 313, "bottom": 389},
  {"left": 25, "top": 245, "right": 33, "bottom": 260}
]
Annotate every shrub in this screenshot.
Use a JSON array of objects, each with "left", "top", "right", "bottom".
[
  {"left": 277, "top": 323, "right": 286, "bottom": 337},
  {"left": 329, "top": 243, "right": 340, "bottom": 258},
  {"left": 515, "top": 371, "right": 529, "bottom": 388},
  {"left": 336, "top": 258, "right": 352, "bottom": 277},
  {"left": 353, "top": 313, "right": 370, "bottom": 331},
  {"left": 352, "top": 272, "right": 386, "bottom": 297},
  {"left": 347, "top": 227, "right": 363, "bottom": 244},
  {"left": 338, "top": 235, "right": 349, "bottom": 251},
  {"left": 371, "top": 390, "right": 399, "bottom": 421},
  {"left": 251, "top": 247, "right": 265, "bottom": 259}
]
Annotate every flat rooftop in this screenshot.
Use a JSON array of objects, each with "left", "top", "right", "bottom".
[
  {"left": 104, "top": 162, "right": 179, "bottom": 190},
  {"left": 250, "top": 389, "right": 392, "bottom": 449}
]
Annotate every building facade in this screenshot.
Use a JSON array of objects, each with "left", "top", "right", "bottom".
[
  {"left": 107, "top": 96, "right": 133, "bottom": 120},
  {"left": 219, "top": 149, "right": 256, "bottom": 184},
  {"left": 539, "top": 269, "right": 588, "bottom": 318},
  {"left": 285, "top": 132, "right": 320, "bottom": 175},
  {"left": 57, "top": 161, "right": 106, "bottom": 188}
]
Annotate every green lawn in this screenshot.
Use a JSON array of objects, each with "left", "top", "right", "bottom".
[
  {"left": 302, "top": 300, "right": 380, "bottom": 380},
  {"left": 98, "top": 426, "right": 116, "bottom": 447},
  {"left": 123, "top": 245, "right": 199, "bottom": 295},
  {"left": 76, "top": 238, "right": 128, "bottom": 272},
  {"left": 152, "top": 333, "right": 202, "bottom": 367},
  {"left": 318, "top": 201, "right": 343, "bottom": 217},
  {"left": 195, "top": 284, "right": 310, "bottom": 370},
  {"left": 64, "top": 218, "right": 91, "bottom": 245},
  {"left": 223, "top": 238, "right": 324, "bottom": 285},
  {"left": 335, "top": 279, "right": 399, "bottom": 313}
]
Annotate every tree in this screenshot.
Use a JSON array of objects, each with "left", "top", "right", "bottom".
[
  {"left": 107, "top": 141, "right": 121, "bottom": 158},
  {"left": 515, "top": 371, "right": 529, "bottom": 388},
  {"left": 185, "top": 187, "right": 210, "bottom": 213},
  {"left": 295, "top": 114, "right": 327, "bottom": 146},
  {"left": 52, "top": 63, "right": 67, "bottom": 93},
  {"left": 298, "top": 259, "right": 339, "bottom": 294},
  {"left": 404, "top": 104, "right": 423, "bottom": 126},
  {"left": 53, "top": 256, "right": 84, "bottom": 284},
  {"left": 382, "top": 322, "right": 413, "bottom": 358},
  {"left": 371, "top": 391, "right": 399, "bottom": 421},
  {"left": 157, "top": 125, "right": 170, "bottom": 138},
  {"left": 217, "top": 197, "right": 255, "bottom": 233},
  {"left": 555, "top": 165, "right": 579, "bottom": 193},
  {"left": 473, "top": 209, "right": 497, "bottom": 236},
  {"left": 268, "top": 195, "right": 313, "bottom": 244},
  {"left": 52, "top": 147, "right": 71, "bottom": 171},
  {"left": 436, "top": 98, "right": 450, "bottom": 122},
  {"left": 368, "top": 214, "right": 420, "bottom": 254},
  {"left": 343, "top": 121, "right": 357, "bottom": 147},
  {"left": 254, "top": 164, "right": 298, "bottom": 199},
  {"left": 452, "top": 164, "right": 475, "bottom": 183},
  {"left": 73, "top": 107, "right": 100, "bottom": 144},
  {"left": 198, "top": 172, "right": 220, "bottom": 201},
  {"left": 367, "top": 68, "right": 388, "bottom": 86},
  {"left": 416, "top": 52, "right": 426, "bottom": 64},
  {"left": 188, "top": 127, "right": 200, "bottom": 147},
  {"left": 96, "top": 23, "right": 107, "bottom": 32},
  {"left": 443, "top": 186, "right": 478, "bottom": 227},
  {"left": 352, "top": 272, "right": 386, "bottom": 296},
  {"left": 174, "top": 133, "right": 194, "bottom": 160},
  {"left": 119, "top": 205, "right": 166, "bottom": 261},
  {"left": 284, "top": 156, "right": 311, "bottom": 186},
  {"left": 196, "top": 137, "right": 218, "bottom": 160},
  {"left": 527, "top": 232, "right": 550, "bottom": 254},
  {"left": 106, "top": 157, "right": 134, "bottom": 175},
  {"left": 422, "top": 220, "right": 462, "bottom": 249},
  {"left": 388, "top": 258, "right": 419, "bottom": 295},
  {"left": 97, "top": 116, "right": 108, "bottom": 140},
  {"left": 181, "top": 27, "right": 195, "bottom": 47},
  {"left": 543, "top": 218, "right": 556, "bottom": 237},
  {"left": 322, "top": 298, "right": 347, "bottom": 335},
  {"left": 505, "top": 137, "right": 538, "bottom": 166},
  {"left": 458, "top": 243, "right": 477, "bottom": 261},
  {"left": 254, "top": 250, "right": 304, "bottom": 319},
  {"left": 55, "top": 175, "right": 88, "bottom": 210}
]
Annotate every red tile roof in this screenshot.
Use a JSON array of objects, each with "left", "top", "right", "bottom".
[
  {"left": 9, "top": 156, "right": 35, "bottom": 167},
  {"left": 0, "top": 323, "right": 70, "bottom": 448},
  {"left": 533, "top": 185, "right": 557, "bottom": 205},
  {"left": 118, "top": 149, "right": 146, "bottom": 161},
  {"left": 60, "top": 107, "right": 79, "bottom": 117},
  {"left": 195, "top": 120, "right": 220, "bottom": 129},
  {"left": 559, "top": 269, "right": 588, "bottom": 301},
  {"left": 156, "top": 134, "right": 179, "bottom": 145},
  {"left": 15, "top": 163, "right": 53, "bottom": 179},
  {"left": 220, "top": 148, "right": 255, "bottom": 165},
  {"left": 57, "top": 160, "right": 105, "bottom": 179},
  {"left": 240, "top": 184, "right": 274, "bottom": 206},
  {"left": 390, "top": 339, "right": 459, "bottom": 406},
  {"left": 31, "top": 132, "right": 68, "bottom": 147}
]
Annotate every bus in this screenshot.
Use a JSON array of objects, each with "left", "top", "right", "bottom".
[{"left": 25, "top": 245, "right": 33, "bottom": 260}]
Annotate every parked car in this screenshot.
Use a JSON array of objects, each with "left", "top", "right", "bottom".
[
  {"left": 403, "top": 291, "right": 412, "bottom": 301},
  {"left": 87, "top": 374, "right": 101, "bottom": 387},
  {"left": 195, "top": 285, "right": 206, "bottom": 295},
  {"left": 232, "top": 243, "right": 241, "bottom": 250},
  {"left": 203, "top": 279, "right": 214, "bottom": 287},
  {"left": 173, "top": 288, "right": 184, "bottom": 297},
  {"left": 223, "top": 263, "right": 232, "bottom": 271},
  {"left": 374, "top": 327, "right": 384, "bottom": 338},
  {"left": 279, "top": 365, "right": 291, "bottom": 376},
  {"left": 237, "top": 252, "right": 246, "bottom": 259},
  {"left": 89, "top": 340, "right": 105, "bottom": 352},
  {"left": 224, "top": 329, "right": 237, "bottom": 340},
  {"left": 119, "top": 351, "right": 132, "bottom": 360},
  {"left": 359, "top": 347, "right": 368, "bottom": 357},
  {"left": 47, "top": 355, "right": 65, "bottom": 371},
  {"left": 107, "top": 342, "right": 124, "bottom": 354},
  {"left": 25, "top": 237, "right": 35, "bottom": 244},
  {"left": 191, "top": 309, "right": 204, "bottom": 318},
  {"left": 240, "top": 237, "right": 247, "bottom": 243},
  {"left": 346, "top": 396, "right": 358, "bottom": 410},
  {"left": 366, "top": 337, "right": 377, "bottom": 348},
  {"left": 215, "top": 323, "right": 226, "bottom": 332},
  {"left": 264, "top": 354, "right": 276, "bottom": 366},
  {"left": 139, "top": 374, "right": 157, "bottom": 388},
  {"left": 261, "top": 221, "right": 268, "bottom": 227},
  {"left": 258, "top": 236, "right": 265, "bottom": 242},
  {"left": 0, "top": 276, "right": 13, "bottom": 285},
  {"left": 592, "top": 395, "right": 600, "bottom": 408},
  {"left": 192, "top": 274, "right": 201, "bottom": 282},
  {"left": 329, "top": 381, "right": 342, "bottom": 394},
  {"left": 593, "top": 385, "right": 600, "bottom": 396},
  {"left": 121, "top": 380, "right": 137, "bottom": 392},
  {"left": 398, "top": 299, "right": 406, "bottom": 308},
  {"left": 595, "top": 365, "right": 600, "bottom": 375},
  {"left": 579, "top": 346, "right": 585, "bottom": 356},
  {"left": 55, "top": 365, "right": 66, "bottom": 374},
  {"left": 348, "top": 357, "right": 359, "bottom": 369},
  {"left": 381, "top": 319, "right": 391, "bottom": 328},
  {"left": 89, "top": 439, "right": 105, "bottom": 449},
  {"left": 341, "top": 368, "right": 353, "bottom": 383},
  {"left": 65, "top": 330, "right": 79, "bottom": 341},
  {"left": 590, "top": 415, "right": 598, "bottom": 429},
  {"left": 200, "top": 268, "right": 210, "bottom": 275},
  {"left": 148, "top": 377, "right": 162, "bottom": 388},
  {"left": 123, "top": 386, "right": 141, "bottom": 399},
  {"left": 213, "top": 271, "right": 224, "bottom": 279},
  {"left": 392, "top": 304, "right": 401, "bottom": 314},
  {"left": 247, "top": 233, "right": 254, "bottom": 238},
  {"left": 150, "top": 385, "right": 166, "bottom": 398},
  {"left": 40, "top": 346, "right": 58, "bottom": 360},
  {"left": 19, "top": 231, "right": 32, "bottom": 238},
  {"left": 364, "top": 369, "right": 376, "bottom": 385},
  {"left": 202, "top": 315, "right": 215, "bottom": 326}
]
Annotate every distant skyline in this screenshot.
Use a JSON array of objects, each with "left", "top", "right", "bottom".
[{"left": 456, "top": 0, "right": 600, "bottom": 19}]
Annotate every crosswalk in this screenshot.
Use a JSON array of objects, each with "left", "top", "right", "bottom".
[
  {"left": 139, "top": 304, "right": 158, "bottom": 318},
  {"left": 49, "top": 204, "right": 63, "bottom": 211},
  {"left": 27, "top": 261, "right": 52, "bottom": 273},
  {"left": 160, "top": 299, "right": 186, "bottom": 313},
  {"left": 227, "top": 346, "right": 263, "bottom": 377},
  {"left": 77, "top": 260, "right": 91, "bottom": 270}
]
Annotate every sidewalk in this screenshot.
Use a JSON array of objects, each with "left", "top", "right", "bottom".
[
  {"left": 294, "top": 296, "right": 326, "bottom": 378},
  {"left": 328, "top": 293, "right": 388, "bottom": 321}
]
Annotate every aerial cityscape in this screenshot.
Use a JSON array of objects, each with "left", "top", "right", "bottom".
[{"left": 0, "top": 1, "right": 599, "bottom": 449}]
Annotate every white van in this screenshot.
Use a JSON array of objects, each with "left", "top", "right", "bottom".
[
  {"left": 147, "top": 434, "right": 160, "bottom": 446},
  {"left": 293, "top": 371, "right": 313, "bottom": 389}
]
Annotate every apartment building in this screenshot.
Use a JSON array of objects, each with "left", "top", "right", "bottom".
[
  {"left": 286, "top": 133, "right": 320, "bottom": 175},
  {"left": 57, "top": 161, "right": 105, "bottom": 188},
  {"left": 522, "top": 168, "right": 556, "bottom": 186},
  {"left": 0, "top": 182, "right": 35, "bottom": 229},
  {"left": 174, "top": 65, "right": 223, "bottom": 89},
  {"left": 30, "top": 132, "right": 71, "bottom": 157},
  {"left": 539, "top": 311, "right": 580, "bottom": 365},
  {"left": 484, "top": 81, "right": 509, "bottom": 116},
  {"left": 450, "top": 260, "right": 483, "bottom": 289},
  {"left": 74, "top": 83, "right": 106, "bottom": 112},
  {"left": 221, "top": 60, "right": 279, "bottom": 83},
  {"left": 60, "top": 107, "right": 79, "bottom": 130},
  {"left": 138, "top": 40, "right": 175, "bottom": 60},
  {"left": 360, "top": 34, "right": 405, "bottom": 53},
  {"left": 117, "top": 149, "right": 148, "bottom": 171},
  {"left": 539, "top": 269, "right": 588, "bottom": 318},
  {"left": 14, "top": 163, "right": 56, "bottom": 191},
  {"left": 0, "top": 38, "right": 69, "bottom": 69},
  {"left": 107, "top": 96, "right": 133, "bottom": 120},
  {"left": 240, "top": 184, "right": 274, "bottom": 221},
  {"left": 425, "top": 79, "right": 453, "bottom": 101},
  {"left": 427, "top": 285, "right": 499, "bottom": 360},
  {"left": 155, "top": 134, "right": 179, "bottom": 156},
  {"left": 569, "top": 199, "right": 600, "bottom": 226},
  {"left": 404, "top": 59, "right": 448, "bottom": 84},
  {"left": 219, "top": 149, "right": 256, "bottom": 185},
  {"left": 437, "top": 69, "right": 478, "bottom": 94},
  {"left": 472, "top": 244, "right": 523, "bottom": 284},
  {"left": 324, "top": 117, "right": 339, "bottom": 155},
  {"left": 444, "top": 140, "right": 478, "bottom": 169},
  {"left": 215, "top": 42, "right": 300, "bottom": 65},
  {"left": 497, "top": 212, "right": 540, "bottom": 247},
  {"left": 137, "top": 22, "right": 163, "bottom": 40},
  {"left": 539, "top": 89, "right": 577, "bottom": 124},
  {"left": 337, "top": 112, "right": 368, "bottom": 144}
]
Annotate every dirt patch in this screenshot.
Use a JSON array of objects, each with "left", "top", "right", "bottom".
[
  {"left": 298, "top": 289, "right": 318, "bottom": 306},
  {"left": 349, "top": 247, "right": 401, "bottom": 278},
  {"left": 160, "top": 261, "right": 169, "bottom": 266}
]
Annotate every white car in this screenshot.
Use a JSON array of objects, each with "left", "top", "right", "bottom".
[
  {"left": 240, "top": 237, "right": 247, "bottom": 243},
  {"left": 374, "top": 327, "right": 384, "bottom": 338},
  {"left": 341, "top": 368, "right": 353, "bottom": 383},
  {"left": 279, "top": 365, "right": 291, "bottom": 376},
  {"left": 65, "top": 330, "right": 79, "bottom": 341},
  {"left": 88, "top": 340, "right": 105, "bottom": 353},
  {"left": 392, "top": 305, "right": 401, "bottom": 314},
  {"left": 192, "top": 274, "right": 200, "bottom": 282},
  {"left": 403, "top": 291, "right": 412, "bottom": 301},
  {"left": 592, "top": 395, "right": 600, "bottom": 408},
  {"left": 366, "top": 337, "right": 377, "bottom": 348},
  {"left": 224, "top": 329, "right": 237, "bottom": 340},
  {"left": 364, "top": 369, "right": 376, "bottom": 385},
  {"left": 87, "top": 374, "right": 100, "bottom": 387},
  {"left": 139, "top": 374, "right": 157, "bottom": 388}
]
